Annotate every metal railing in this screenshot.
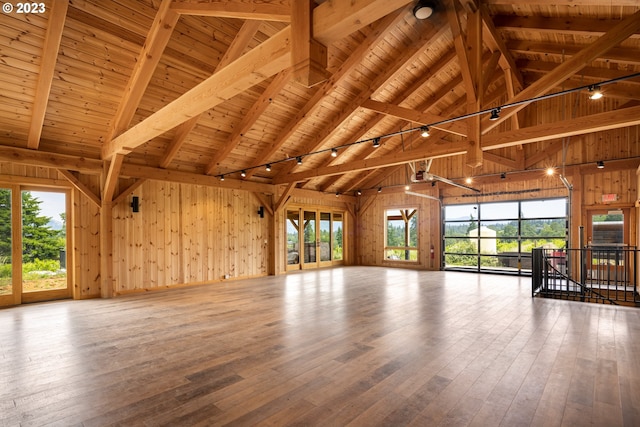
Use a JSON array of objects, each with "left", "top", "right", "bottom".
[{"left": 532, "top": 247, "right": 640, "bottom": 306}]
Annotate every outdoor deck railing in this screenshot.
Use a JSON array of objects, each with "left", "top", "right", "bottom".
[{"left": 532, "top": 246, "right": 640, "bottom": 306}]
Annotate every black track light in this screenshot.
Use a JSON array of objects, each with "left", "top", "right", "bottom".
[
  {"left": 589, "top": 85, "right": 603, "bottom": 100},
  {"left": 296, "top": 156, "right": 303, "bottom": 165},
  {"left": 265, "top": 164, "right": 271, "bottom": 172},
  {"left": 597, "top": 160, "right": 605, "bottom": 169},
  {"left": 331, "top": 148, "right": 338, "bottom": 157},
  {"left": 220, "top": 175, "right": 225, "bottom": 181},
  {"left": 420, "top": 126, "right": 430, "bottom": 137},
  {"left": 489, "top": 108, "right": 500, "bottom": 121},
  {"left": 372, "top": 137, "right": 381, "bottom": 148},
  {"left": 240, "top": 170, "right": 246, "bottom": 177}
]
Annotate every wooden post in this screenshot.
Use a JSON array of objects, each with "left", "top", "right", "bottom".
[{"left": 100, "top": 202, "right": 114, "bottom": 298}]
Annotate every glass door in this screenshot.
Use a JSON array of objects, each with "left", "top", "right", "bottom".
[
  {"left": 21, "top": 189, "right": 70, "bottom": 303},
  {"left": 285, "top": 208, "right": 345, "bottom": 270},
  {"left": 0, "top": 187, "right": 14, "bottom": 306},
  {"left": 302, "top": 210, "right": 317, "bottom": 268},
  {"left": 586, "top": 208, "right": 630, "bottom": 284}
]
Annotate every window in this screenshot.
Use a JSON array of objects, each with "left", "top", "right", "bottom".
[
  {"left": 443, "top": 198, "right": 567, "bottom": 274},
  {"left": 385, "top": 208, "right": 418, "bottom": 261}
]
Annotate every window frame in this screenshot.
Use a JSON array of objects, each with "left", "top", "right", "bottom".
[{"left": 384, "top": 207, "right": 419, "bottom": 262}]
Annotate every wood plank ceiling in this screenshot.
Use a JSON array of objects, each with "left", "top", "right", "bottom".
[{"left": 0, "top": 0, "right": 639, "bottom": 200}]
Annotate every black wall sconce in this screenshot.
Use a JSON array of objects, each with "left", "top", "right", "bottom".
[
  {"left": 258, "top": 206, "right": 264, "bottom": 218},
  {"left": 131, "top": 196, "right": 139, "bottom": 213}
]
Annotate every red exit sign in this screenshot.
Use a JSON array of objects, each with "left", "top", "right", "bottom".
[{"left": 602, "top": 193, "right": 618, "bottom": 203}]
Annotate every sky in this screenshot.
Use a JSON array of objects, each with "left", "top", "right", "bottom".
[{"left": 28, "top": 190, "right": 66, "bottom": 222}]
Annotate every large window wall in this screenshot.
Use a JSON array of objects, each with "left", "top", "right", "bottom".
[{"left": 443, "top": 198, "right": 567, "bottom": 274}]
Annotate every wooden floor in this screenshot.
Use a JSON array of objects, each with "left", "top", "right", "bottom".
[{"left": 2, "top": 267, "right": 640, "bottom": 426}]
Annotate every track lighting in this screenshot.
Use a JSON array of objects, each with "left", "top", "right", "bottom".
[
  {"left": 378, "top": 187, "right": 382, "bottom": 193},
  {"left": 489, "top": 108, "right": 500, "bottom": 121},
  {"left": 500, "top": 172, "right": 506, "bottom": 179},
  {"left": 296, "top": 156, "right": 303, "bottom": 165},
  {"left": 240, "top": 170, "right": 246, "bottom": 177},
  {"left": 372, "top": 137, "right": 381, "bottom": 148},
  {"left": 404, "top": 184, "right": 410, "bottom": 190},
  {"left": 331, "top": 148, "right": 338, "bottom": 157},
  {"left": 413, "top": 0, "right": 435, "bottom": 19},
  {"left": 220, "top": 175, "right": 225, "bottom": 181},
  {"left": 589, "top": 85, "right": 603, "bottom": 100},
  {"left": 265, "top": 164, "right": 271, "bottom": 171},
  {"left": 420, "top": 126, "right": 430, "bottom": 138},
  {"left": 356, "top": 190, "right": 362, "bottom": 196},
  {"left": 465, "top": 177, "right": 472, "bottom": 184},
  {"left": 546, "top": 167, "right": 555, "bottom": 176},
  {"left": 597, "top": 160, "right": 605, "bottom": 169},
  {"left": 335, "top": 192, "right": 339, "bottom": 197}
]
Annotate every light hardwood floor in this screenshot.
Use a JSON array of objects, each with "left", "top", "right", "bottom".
[{"left": 1, "top": 267, "right": 639, "bottom": 426}]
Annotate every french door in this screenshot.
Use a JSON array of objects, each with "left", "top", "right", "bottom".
[
  {"left": 0, "top": 186, "right": 71, "bottom": 306},
  {"left": 286, "top": 208, "right": 344, "bottom": 270}
]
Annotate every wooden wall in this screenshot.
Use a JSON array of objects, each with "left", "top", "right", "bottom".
[{"left": 112, "top": 180, "right": 270, "bottom": 294}]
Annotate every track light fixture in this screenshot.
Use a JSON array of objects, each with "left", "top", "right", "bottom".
[
  {"left": 413, "top": 0, "right": 435, "bottom": 19},
  {"left": 296, "top": 156, "right": 303, "bottom": 165},
  {"left": 489, "top": 108, "right": 501, "bottom": 121},
  {"left": 597, "top": 160, "right": 605, "bottom": 169},
  {"left": 500, "top": 172, "right": 506, "bottom": 179},
  {"left": 372, "top": 137, "right": 381, "bottom": 148},
  {"left": 240, "top": 170, "right": 246, "bottom": 177},
  {"left": 356, "top": 190, "right": 362, "bottom": 196},
  {"left": 220, "top": 175, "right": 225, "bottom": 181},
  {"left": 265, "top": 164, "right": 271, "bottom": 171},
  {"left": 589, "top": 85, "right": 603, "bottom": 100},
  {"left": 378, "top": 187, "right": 382, "bottom": 193},
  {"left": 420, "top": 126, "right": 430, "bottom": 138},
  {"left": 335, "top": 192, "right": 339, "bottom": 197},
  {"left": 331, "top": 148, "right": 338, "bottom": 157}
]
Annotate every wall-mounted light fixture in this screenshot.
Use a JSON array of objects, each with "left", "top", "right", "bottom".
[
  {"left": 131, "top": 196, "right": 139, "bottom": 213},
  {"left": 258, "top": 206, "right": 264, "bottom": 218}
]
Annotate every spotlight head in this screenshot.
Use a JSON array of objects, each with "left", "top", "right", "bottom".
[
  {"left": 589, "top": 85, "right": 603, "bottom": 100},
  {"left": 546, "top": 167, "right": 555, "bottom": 176},
  {"left": 240, "top": 170, "right": 246, "bottom": 177},
  {"left": 331, "top": 148, "right": 338, "bottom": 157},
  {"left": 420, "top": 126, "right": 430, "bottom": 138},
  {"left": 377, "top": 187, "right": 382, "bottom": 193},
  {"left": 220, "top": 175, "right": 225, "bottom": 181},
  {"left": 489, "top": 108, "right": 501, "bottom": 121},
  {"left": 356, "top": 190, "right": 362, "bottom": 196},
  {"left": 265, "top": 164, "right": 271, "bottom": 172},
  {"left": 597, "top": 160, "right": 605, "bottom": 169},
  {"left": 413, "top": 0, "right": 435, "bottom": 19},
  {"left": 500, "top": 172, "right": 506, "bottom": 179},
  {"left": 465, "top": 177, "right": 472, "bottom": 184},
  {"left": 296, "top": 156, "right": 303, "bottom": 165},
  {"left": 335, "top": 192, "right": 339, "bottom": 197},
  {"left": 372, "top": 137, "right": 381, "bottom": 148}
]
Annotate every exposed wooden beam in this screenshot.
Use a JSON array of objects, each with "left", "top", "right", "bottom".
[
  {"left": 313, "top": 0, "right": 413, "bottom": 45},
  {"left": 493, "top": 14, "right": 640, "bottom": 39},
  {"left": 113, "top": 179, "right": 147, "bottom": 206},
  {"left": 361, "top": 99, "right": 467, "bottom": 137},
  {"left": 108, "top": 0, "right": 179, "bottom": 141},
  {"left": 159, "top": 116, "right": 200, "bottom": 168},
  {"left": 507, "top": 40, "right": 640, "bottom": 66},
  {"left": 170, "top": 0, "right": 291, "bottom": 22},
  {"left": 205, "top": 68, "right": 293, "bottom": 175},
  {"left": 0, "top": 146, "right": 102, "bottom": 174},
  {"left": 480, "top": 5, "right": 524, "bottom": 90},
  {"left": 57, "top": 169, "right": 101, "bottom": 208},
  {"left": 162, "top": 20, "right": 263, "bottom": 170},
  {"left": 27, "top": 0, "right": 69, "bottom": 149},
  {"left": 486, "top": 0, "right": 638, "bottom": 5},
  {"left": 524, "top": 139, "right": 566, "bottom": 169},
  {"left": 119, "top": 163, "right": 276, "bottom": 194},
  {"left": 484, "top": 9, "right": 640, "bottom": 133},
  {"left": 103, "top": 154, "right": 124, "bottom": 203},
  {"left": 102, "top": 26, "right": 292, "bottom": 160},
  {"left": 243, "top": 7, "right": 410, "bottom": 179},
  {"left": 274, "top": 182, "right": 297, "bottom": 212},
  {"left": 252, "top": 192, "right": 274, "bottom": 216},
  {"left": 273, "top": 20, "right": 450, "bottom": 180},
  {"left": 292, "top": 0, "right": 329, "bottom": 87},
  {"left": 274, "top": 105, "right": 640, "bottom": 183},
  {"left": 482, "top": 152, "right": 520, "bottom": 170}
]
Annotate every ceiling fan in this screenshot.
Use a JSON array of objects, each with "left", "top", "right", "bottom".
[{"left": 408, "top": 159, "right": 480, "bottom": 193}]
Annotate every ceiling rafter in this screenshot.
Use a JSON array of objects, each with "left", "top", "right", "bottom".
[
  {"left": 273, "top": 104, "right": 640, "bottom": 184},
  {"left": 273, "top": 19, "right": 451, "bottom": 180},
  {"left": 483, "top": 9, "right": 640, "bottom": 134},
  {"left": 169, "top": 0, "right": 291, "bottom": 22},
  {"left": 27, "top": 0, "right": 69, "bottom": 149},
  {"left": 107, "top": 0, "right": 179, "bottom": 141},
  {"left": 242, "top": 6, "right": 412, "bottom": 179},
  {"left": 493, "top": 14, "right": 640, "bottom": 39},
  {"left": 161, "top": 19, "right": 263, "bottom": 171}
]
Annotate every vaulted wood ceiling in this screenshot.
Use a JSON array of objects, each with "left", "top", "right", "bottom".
[{"left": 1, "top": 0, "right": 639, "bottom": 199}]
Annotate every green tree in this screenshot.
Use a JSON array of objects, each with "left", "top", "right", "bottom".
[
  {"left": 21, "top": 192, "right": 63, "bottom": 263},
  {"left": 0, "top": 189, "right": 11, "bottom": 261}
]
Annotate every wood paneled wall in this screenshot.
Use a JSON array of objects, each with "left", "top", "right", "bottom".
[{"left": 112, "top": 180, "right": 270, "bottom": 294}]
